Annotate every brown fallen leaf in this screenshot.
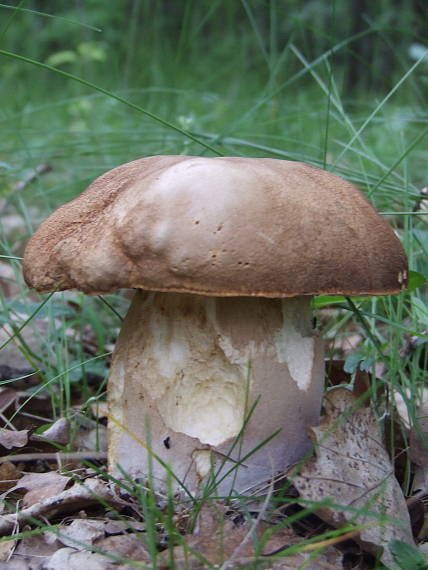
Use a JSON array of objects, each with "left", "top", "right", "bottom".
[
  {"left": 43, "top": 519, "right": 150, "bottom": 570},
  {"left": 159, "top": 503, "right": 343, "bottom": 569},
  {"left": 0, "top": 477, "right": 125, "bottom": 536},
  {"left": 42, "top": 518, "right": 150, "bottom": 566},
  {"left": 4, "top": 518, "right": 148, "bottom": 569},
  {"left": 33, "top": 418, "right": 70, "bottom": 446},
  {"left": 407, "top": 390, "right": 428, "bottom": 494},
  {"left": 0, "top": 539, "right": 15, "bottom": 563},
  {"left": 102, "top": 518, "right": 145, "bottom": 535},
  {"left": 0, "top": 461, "right": 22, "bottom": 493},
  {"left": 13, "top": 471, "right": 72, "bottom": 508},
  {"left": 74, "top": 425, "right": 107, "bottom": 452},
  {"left": 289, "top": 387, "right": 414, "bottom": 567},
  {"left": 331, "top": 332, "right": 363, "bottom": 356},
  {"left": 0, "top": 559, "right": 27, "bottom": 569},
  {"left": 0, "top": 429, "right": 29, "bottom": 450},
  {"left": 54, "top": 518, "right": 146, "bottom": 551},
  {"left": 90, "top": 401, "right": 109, "bottom": 420},
  {"left": 56, "top": 518, "right": 107, "bottom": 548},
  {"left": 43, "top": 547, "right": 112, "bottom": 570},
  {"left": 94, "top": 534, "right": 150, "bottom": 564},
  {"left": 10, "top": 534, "right": 63, "bottom": 570}
]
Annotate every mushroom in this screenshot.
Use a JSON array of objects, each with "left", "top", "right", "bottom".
[{"left": 23, "top": 156, "right": 407, "bottom": 496}]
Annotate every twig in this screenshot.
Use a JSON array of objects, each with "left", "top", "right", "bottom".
[
  {"left": 0, "top": 451, "right": 107, "bottom": 464},
  {"left": 12, "top": 164, "right": 52, "bottom": 193}
]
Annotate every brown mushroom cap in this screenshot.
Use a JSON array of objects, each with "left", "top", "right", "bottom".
[{"left": 23, "top": 155, "right": 408, "bottom": 297}]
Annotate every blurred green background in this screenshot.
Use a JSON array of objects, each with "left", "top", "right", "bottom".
[{"left": 1, "top": 0, "right": 427, "bottom": 211}]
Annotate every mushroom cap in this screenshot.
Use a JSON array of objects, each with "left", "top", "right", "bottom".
[{"left": 23, "top": 155, "right": 408, "bottom": 297}]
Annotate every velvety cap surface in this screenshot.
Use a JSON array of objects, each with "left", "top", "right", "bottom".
[{"left": 23, "top": 156, "right": 408, "bottom": 297}]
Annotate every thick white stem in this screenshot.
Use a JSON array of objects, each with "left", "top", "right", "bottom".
[{"left": 108, "top": 291, "right": 324, "bottom": 495}]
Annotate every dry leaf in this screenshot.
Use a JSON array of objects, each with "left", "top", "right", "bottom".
[
  {"left": 44, "top": 532, "right": 148, "bottom": 569},
  {"left": 14, "top": 471, "right": 72, "bottom": 508},
  {"left": 74, "top": 426, "right": 107, "bottom": 452},
  {"left": 94, "top": 534, "right": 150, "bottom": 563},
  {"left": 56, "top": 519, "right": 106, "bottom": 548},
  {"left": 102, "top": 518, "right": 145, "bottom": 535},
  {"left": 0, "top": 477, "right": 125, "bottom": 536},
  {"left": 11, "top": 534, "right": 62, "bottom": 570},
  {"left": 44, "top": 547, "right": 112, "bottom": 570},
  {"left": 331, "top": 333, "right": 363, "bottom": 355},
  {"left": 405, "top": 389, "right": 428, "bottom": 495},
  {"left": 0, "top": 539, "right": 15, "bottom": 562},
  {"left": 35, "top": 418, "right": 70, "bottom": 446},
  {"left": 393, "top": 388, "right": 428, "bottom": 430},
  {"left": 0, "top": 461, "right": 21, "bottom": 493},
  {"left": 0, "top": 429, "right": 29, "bottom": 450},
  {"left": 0, "top": 560, "right": 27, "bottom": 570},
  {"left": 52, "top": 518, "right": 149, "bottom": 564},
  {"left": 392, "top": 388, "right": 428, "bottom": 496},
  {"left": 90, "top": 401, "right": 109, "bottom": 420},
  {"left": 290, "top": 387, "right": 414, "bottom": 567},
  {"left": 160, "top": 503, "right": 342, "bottom": 569},
  {"left": 0, "top": 562, "right": 28, "bottom": 570}
]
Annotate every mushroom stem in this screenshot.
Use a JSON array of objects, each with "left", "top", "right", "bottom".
[{"left": 108, "top": 291, "right": 324, "bottom": 495}]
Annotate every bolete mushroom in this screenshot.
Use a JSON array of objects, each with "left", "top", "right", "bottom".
[{"left": 23, "top": 156, "right": 407, "bottom": 496}]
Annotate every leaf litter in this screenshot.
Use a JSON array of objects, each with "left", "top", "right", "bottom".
[
  {"left": 0, "top": 361, "right": 424, "bottom": 568},
  {"left": 288, "top": 387, "right": 415, "bottom": 567},
  {"left": 0, "top": 430, "right": 29, "bottom": 450}
]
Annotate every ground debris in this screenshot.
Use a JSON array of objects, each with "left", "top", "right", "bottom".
[
  {"left": 288, "top": 387, "right": 415, "bottom": 567},
  {"left": 42, "top": 517, "right": 150, "bottom": 568},
  {"left": 0, "top": 538, "right": 16, "bottom": 563},
  {"left": 34, "top": 418, "right": 70, "bottom": 446},
  {"left": 12, "top": 471, "right": 73, "bottom": 508},
  {"left": 0, "top": 461, "right": 21, "bottom": 493},
  {"left": 159, "top": 502, "right": 343, "bottom": 569},
  {"left": 408, "top": 392, "right": 428, "bottom": 496},
  {"left": 0, "top": 429, "right": 29, "bottom": 450},
  {"left": 0, "top": 476, "right": 125, "bottom": 536},
  {"left": 4, "top": 516, "right": 149, "bottom": 570},
  {"left": 7, "top": 533, "right": 63, "bottom": 570}
]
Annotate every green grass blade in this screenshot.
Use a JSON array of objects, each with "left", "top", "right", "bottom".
[
  {"left": 0, "top": 49, "right": 223, "bottom": 156},
  {"left": 333, "top": 51, "right": 428, "bottom": 167},
  {"left": 0, "top": 3, "right": 102, "bottom": 32}
]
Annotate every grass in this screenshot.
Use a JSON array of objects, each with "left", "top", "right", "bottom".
[{"left": 0, "top": 1, "right": 427, "bottom": 567}]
